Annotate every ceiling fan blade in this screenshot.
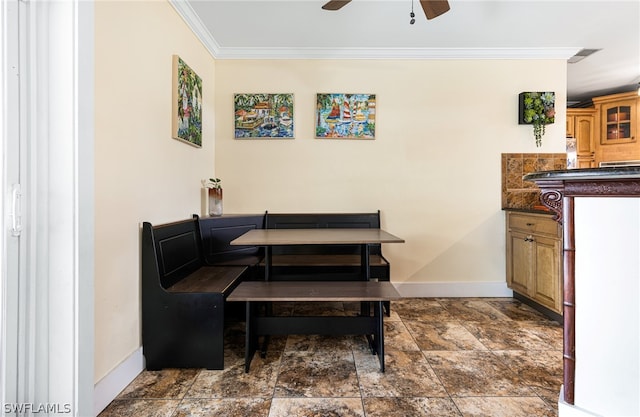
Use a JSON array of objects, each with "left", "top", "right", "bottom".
[
  {"left": 322, "top": 0, "right": 352, "bottom": 11},
  {"left": 419, "top": 0, "right": 450, "bottom": 20}
]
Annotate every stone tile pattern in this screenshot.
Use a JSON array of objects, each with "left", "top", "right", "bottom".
[
  {"left": 502, "top": 153, "right": 567, "bottom": 210},
  {"left": 99, "top": 298, "right": 562, "bottom": 417}
]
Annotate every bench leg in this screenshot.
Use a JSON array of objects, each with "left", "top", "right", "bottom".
[
  {"left": 244, "top": 301, "right": 258, "bottom": 373},
  {"left": 260, "top": 302, "right": 272, "bottom": 358},
  {"left": 376, "top": 300, "right": 385, "bottom": 372}
]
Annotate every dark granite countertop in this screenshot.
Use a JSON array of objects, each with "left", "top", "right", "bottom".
[
  {"left": 524, "top": 166, "right": 640, "bottom": 182},
  {"left": 502, "top": 207, "right": 554, "bottom": 215}
]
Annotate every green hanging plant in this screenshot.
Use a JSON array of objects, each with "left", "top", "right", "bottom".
[{"left": 519, "top": 92, "right": 555, "bottom": 147}]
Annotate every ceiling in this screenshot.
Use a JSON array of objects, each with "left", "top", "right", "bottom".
[{"left": 177, "top": 0, "right": 640, "bottom": 104}]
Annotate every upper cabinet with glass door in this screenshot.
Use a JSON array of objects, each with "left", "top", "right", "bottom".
[
  {"left": 593, "top": 91, "right": 639, "bottom": 144},
  {"left": 593, "top": 91, "right": 640, "bottom": 164}
]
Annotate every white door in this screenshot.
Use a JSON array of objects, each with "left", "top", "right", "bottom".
[{"left": 1, "top": 1, "right": 94, "bottom": 415}]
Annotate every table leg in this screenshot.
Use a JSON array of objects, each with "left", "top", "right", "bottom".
[
  {"left": 264, "top": 246, "right": 271, "bottom": 281},
  {"left": 361, "top": 243, "right": 371, "bottom": 281},
  {"left": 262, "top": 246, "right": 273, "bottom": 358},
  {"left": 360, "top": 244, "right": 371, "bottom": 317}
]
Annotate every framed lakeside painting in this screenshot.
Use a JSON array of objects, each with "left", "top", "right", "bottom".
[
  {"left": 315, "top": 93, "right": 376, "bottom": 139},
  {"left": 234, "top": 93, "right": 294, "bottom": 139},
  {"left": 172, "top": 55, "right": 203, "bottom": 147}
]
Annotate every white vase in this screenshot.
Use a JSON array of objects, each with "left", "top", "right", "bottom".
[{"left": 208, "top": 188, "right": 223, "bottom": 216}]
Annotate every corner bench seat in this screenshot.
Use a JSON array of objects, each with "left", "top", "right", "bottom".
[{"left": 142, "top": 217, "right": 251, "bottom": 371}]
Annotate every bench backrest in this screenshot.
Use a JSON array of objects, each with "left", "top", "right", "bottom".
[
  {"left": 265, "top": 211, "right": 382, "bottom": 255},
  {"left": 197, "top": 214, "right": 265, "bottom": 264},
  {"left": 142, "top": 218, "right": 204, "bottom": 290}
]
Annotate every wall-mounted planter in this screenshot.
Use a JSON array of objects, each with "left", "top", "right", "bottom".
[{"left": 519, "top": 92, "right": 555, "bottom": 147}]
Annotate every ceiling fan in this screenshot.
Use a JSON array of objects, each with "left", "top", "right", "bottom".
[{"left": 322, "top": 0, "right": 450, "bottom": 20}]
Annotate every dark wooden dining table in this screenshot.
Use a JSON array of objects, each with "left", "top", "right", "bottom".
[{"left": 228, "top": 228, "right": 405, "bottom": 372}]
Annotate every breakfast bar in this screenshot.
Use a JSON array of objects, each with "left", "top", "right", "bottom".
[{"left": 525, "top": 166, "right": 640, "bottom": 416}]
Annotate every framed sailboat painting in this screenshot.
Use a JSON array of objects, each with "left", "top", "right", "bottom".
[{"left": 315, "top": 93, "right": 376, "bottom": 139}]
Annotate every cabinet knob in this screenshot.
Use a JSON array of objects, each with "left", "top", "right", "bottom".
[{"left": 526, "top": 223, "right": 534, "bottom": 226}]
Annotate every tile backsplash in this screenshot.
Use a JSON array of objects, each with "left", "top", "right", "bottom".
[{"left": 501, "top": 153, "right": 567, "bottom": 210}]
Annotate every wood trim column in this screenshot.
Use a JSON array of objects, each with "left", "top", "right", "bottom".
[
  {"left": 528, "top": 170, "right": 640, "bottom": 406},
  {"left": 561, "top": 195, "right": 576, "bottom": 405},
  {"left": 537, "top": 182, "right": 576, "bottom": 405}
]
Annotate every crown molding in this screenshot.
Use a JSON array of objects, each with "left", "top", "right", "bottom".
[
  {"left": 212, "top": 46, "right": 581, "bottom": 60},
  {"left": 169, "top": 0, "right": 221, "bottom": 57},
  {"left": 169, "top": 1, "right": 579, "bottom": 61}
]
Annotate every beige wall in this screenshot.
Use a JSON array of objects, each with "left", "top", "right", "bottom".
[
  {"left": 215, "top": 59, "right": 567, "bottom": 286},
  {"left": 94, "top": 0, "right": 216, "bottom": 382},
  {"left": 93, "top": 0, "right": 568, "bottom": 388}
]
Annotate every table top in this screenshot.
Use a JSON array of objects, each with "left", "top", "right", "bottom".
[
  {"left": 227, "top": 281, "right": 402, "bottom": 302},
  {"left": 230, "top": 228, "right": 404, "bottom": 246}
]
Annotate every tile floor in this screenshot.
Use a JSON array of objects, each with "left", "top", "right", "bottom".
[{"left": 100, "top": 297, "right": 563, "bottom": 417}]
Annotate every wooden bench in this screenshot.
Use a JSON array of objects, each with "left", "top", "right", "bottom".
[
  {"left": 227, "top": 281, "right": 402, "bottom": 373},
  {"left": 141, "top": 217, "right": 250, "bottom": 370}
]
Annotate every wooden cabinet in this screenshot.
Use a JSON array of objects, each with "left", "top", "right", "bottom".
[
  {"left": 506, "top": 211, "right": 562, "bottom": 314},
  {"left": 593, "top": 91, "right": 640, "bottom": 164},
  {"left": 567, "top": 108, "right": 596, "bottom": 168}
]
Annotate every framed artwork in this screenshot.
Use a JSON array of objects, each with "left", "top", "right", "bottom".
[
  {"left": 234, "top": 94, "right": 294, "bottom": 139},
  {"left": 172, "top": 55, "right": 203, "bottom": 147},
  {"left": 315, "top": 93, "right": 376, "bottom": 139}
]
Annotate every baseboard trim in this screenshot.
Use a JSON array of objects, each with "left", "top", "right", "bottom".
[
  {"left": 393, "top": 281, "right": 513, "bottom": 298},
  {"left": 93, "top": 347, "right": 144, "bottom": 416},
  {"left": 558, "top": 386, "right": 603, "bottom": 417}
]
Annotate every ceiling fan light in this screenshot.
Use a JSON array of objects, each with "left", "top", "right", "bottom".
[{"left": 420, "top": 0, "right": 450, "bottom": 20}]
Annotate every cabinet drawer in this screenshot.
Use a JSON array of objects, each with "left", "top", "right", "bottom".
[{"left": 508, "top": 213, "right": 559, "bottom": 237}]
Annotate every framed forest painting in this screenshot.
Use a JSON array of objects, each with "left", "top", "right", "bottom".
[
  {"left": 234, "top": 93, "right": 294, "bottom": 139},
  {"left": 172, "top": 55, "right": 202, "bottom": 147},
  {"left": 315, "top": 93, "right": 376, "bottom": 139}
]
